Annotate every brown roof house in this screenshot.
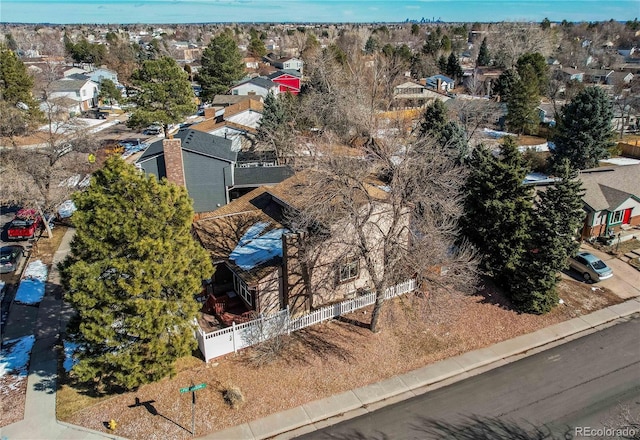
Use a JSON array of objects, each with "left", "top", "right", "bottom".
[
  {"left": 193, "top": 172, "right": 408, "bottom": 323},
  {"left": 578, "top": 165, "right": 640, "bottom": 240}
]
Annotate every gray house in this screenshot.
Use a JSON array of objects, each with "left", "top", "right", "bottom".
[{"left": 136, "top": 129, "right": 292, "bottom": 214}]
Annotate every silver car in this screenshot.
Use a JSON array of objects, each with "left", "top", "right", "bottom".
[
  {"left": 569, "top": 252, "right": 613, "bottom": 282},
  {"left": 0, "top": 245, "right": 24, "bottom": 274}
]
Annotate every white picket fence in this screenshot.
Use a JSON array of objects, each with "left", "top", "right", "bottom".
[{"left": 196, "top": 279, "right": 416, "bottom": 361}]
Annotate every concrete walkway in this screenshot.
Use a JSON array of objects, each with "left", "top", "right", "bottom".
[
  {"left": 1, "top": 228, "right": 122, "bottom": 440},
  {"left": 203, "top": 298, "right": 640, "bottom": 440}
]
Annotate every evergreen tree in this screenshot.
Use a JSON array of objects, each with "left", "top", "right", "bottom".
[
  {"left": 364, "top": 36, "right": 379, "bottom": 54},
  {"left": 437, "top": 54, "right": 448, "bottom": 73},
  {"left": 505, "top": 65, "right": 540, "bottom": 134},
  {"left": 440, "top": 35, "right": 451, "bottom": 52},
  {"left": 418, "top": 99, "right": 448, "bottom": 138},
  {"left": 422, "top": 32, "right": 442, "bottom": 56},
  {"left": 127, "top": 56, "right": 196, "bottom": 137},
  {"left": 549, "top": 87, "right": 615, "bottom": 170},
  {"left": 461, "top": 138, "right": 533, "bottom": 287},
  {"left": 0, "top": 43, "right": 42, "bottom": 137},
  {"left": 511, "top": 159, "right": 584, "bottom": 313},
  {"left": 197, "top": 31, "right": 245, "bottom": 102},
  {"left": 257, "top": 92, "right": 296, "bottom": 159},
  {"left": 493, "top": 68, "right": 517, "bottom": 101},
  {"left": 247, "top": 30, "right": 267, "bottom": 58},
  {"left": 516, "top": 52, "right": 549, "bottom": 96},
  {"left": 445, "top": 52, "right": 463, "bottom": 81},
  {"left": 476, "top": 37, "right": 490, "bottom": 66},
  {"left": 61, "top": 157, "right": 213, "bottom": 392},
  {"left": 98, "top": 79, "right": 121, "bottom": 105},
  {"left": 439, "top": 121, "right": 469, "bottom": 163},
  {"left": 411, "top": 23, "right": 420, "bottom": 36}
]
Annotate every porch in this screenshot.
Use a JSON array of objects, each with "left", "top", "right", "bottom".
[{"left": 200, "top": 265, "right": 257, "bottom": 328}]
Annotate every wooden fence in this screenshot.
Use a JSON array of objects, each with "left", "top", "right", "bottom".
[{"left": 196, "top": 279, "right": 416, "bottom": 361}]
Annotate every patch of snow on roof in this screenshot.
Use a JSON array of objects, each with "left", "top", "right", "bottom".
[
  {"left": 230, "top": 222, "right": 287, "bottom": 270},
  {"left": 0, "top": 335, "right": 35, "bottom": 378},
  {"left": 599, "top": 157, "right": 640, "bottom": 166}
]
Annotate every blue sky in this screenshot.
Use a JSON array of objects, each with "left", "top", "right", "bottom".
[{"left": 1, "top": 0, "right": 638, "bottom": 24}]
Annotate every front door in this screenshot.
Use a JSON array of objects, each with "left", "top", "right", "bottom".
[{"left": 623, "top": 208, "right": 632, "bottom": 224}]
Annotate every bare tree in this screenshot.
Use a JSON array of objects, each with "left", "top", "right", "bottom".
[
  {"left": 490, "top": 22, "right": 552, "bottom": 68},
  {"left": 287, "top": 136, "right": 479, "bottom": 333},
  {"left": 448, "top": 98, "right": 502, "bottom": 143}
]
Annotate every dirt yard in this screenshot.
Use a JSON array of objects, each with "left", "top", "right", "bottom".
[{"left": 57, "top": 278, "right": 622, "bottom": 440}]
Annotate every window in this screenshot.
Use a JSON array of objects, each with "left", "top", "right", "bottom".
[
  {"left": 611, "top": 210, "right": 624, "bottom": 224},
  {"left": 338, "top": 259, "right": 359, "bottom": 283},
  {"left": 232, "top": 272, "right": 252, "bottom": 306}
]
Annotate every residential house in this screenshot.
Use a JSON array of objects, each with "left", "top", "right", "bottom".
[
  {"left": 267, "top": 70, "right": 302, "bottom": 95},
  {"left": 578, "top": 165, "right": 640, "bottom": 239},
  {"left": 86, "top": 67, "right": 119, "bottom": 85},
  {"left": 607, "top": 72, "right": 634, "bottom": 86},
  {"left": 211, "top": 94, "right": 264, "bottom": 108},
  {"left": 192, "top": 98, "right": 264, "bottom": 150},
  {"left": 425, "top": 74, "right": 455, "bottom": 92},
  {"left": 230, "top": 77, "right": 279, "bottom": 98},
  {"left": 584, "top": 69, "right": 614, "bottom": 84},
  {"left": 136, "top": 129, "right": 292, "bottom": 213},
  {"left": 62, "top": 67, "right": 88, "bottom": 78},
  {"left": 45, "top": 78, "right": 99, "bottom": 114},
  {"left": 192, "top": 172, "right": 401, "bottom": 318},
  {"left": 465, "top": 67, "right": 504, "bottom": 96},
  {"left": 559, "top": 67, "right": 585, "bottom": 82},
  {"left": 272, "top": 57, "right": 303, "bottom": 74},
  {"left": 244, "top": 57, "right": 260, "bottom": 70},
  {"left": 392, "top": 81, "right": 450, "bottom": 107}
]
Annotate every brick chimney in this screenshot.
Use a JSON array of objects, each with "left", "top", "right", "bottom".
[{"left": 163, "top": 138, "right": 185, "bottom": 187}]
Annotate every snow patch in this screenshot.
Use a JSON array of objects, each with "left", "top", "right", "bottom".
[
  {"left": 63, "top": 341, "right": 80, "bottom": 372},
  {"left": 599, "top": 157, "right": 640, "bottom": 166},
  {"left": 483, "top": 128, "right": 517, "bottom": 138},
  {"left": 58, "top": 200, "right": 77, "bottom": 219},
  {"left": 230, "top": 222, "right": 287, "bottom": 270},
  {"left": 15, "top": 260, "right": 48, "bottom": 305},
  {"left": 0, "top": 335, "right": 35, "bottom": 378},
  {"left": 23, "top": 259, "right": 48, "bottom": 281}
]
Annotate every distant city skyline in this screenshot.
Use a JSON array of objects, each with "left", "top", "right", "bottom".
[{"left": 1, "top": 0, "right": 638, "bottom": 24}]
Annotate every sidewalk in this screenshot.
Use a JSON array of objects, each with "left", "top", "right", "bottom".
[
  {"left": 1, "top": 228, "right": 122, "bottom": 440},
  {"left": 203, "top": 298, "right": 640, "bottom": 440}
]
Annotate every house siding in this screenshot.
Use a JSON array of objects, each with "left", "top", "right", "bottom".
[
  {"left": 139, "top": 155, "right": 166, "bottom": 180},
  {"left": 183, "top": 151, "right": 231, "bottom": 213}
]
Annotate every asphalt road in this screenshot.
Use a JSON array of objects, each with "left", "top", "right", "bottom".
[{"left": 297, "top": 314, "right": 640, "bottom": 440}]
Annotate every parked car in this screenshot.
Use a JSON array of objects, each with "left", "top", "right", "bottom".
[
  {"left": 0, "top": 245, "right": 25, "bottom": 273},
  {"left": 7, "top": 209, "right": 42, "bottom": 240},
  {"left": 569, "top": 252, "right": 613, "bottom": 282},
  {"left": 143, "top": 125, "right": 162, "bottom": 135}
]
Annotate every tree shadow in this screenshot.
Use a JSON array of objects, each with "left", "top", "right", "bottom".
[
  {"left": 336, "top": 314, "right": 371, "bottom": 330},
  {"left": 128, "top": 397, "right": 190, "bottom": 433},
  {"left": 411, "top": 415, "right": 573, "bottom": 439},
  {"left": 476, "top": 278, "right": 520, "bottom": 312},
  {"left": 285, "top": 325, "right": 356, "bottom": 364}
]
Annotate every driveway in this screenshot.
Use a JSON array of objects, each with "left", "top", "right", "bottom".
[{"left": 574, "top": 243, "right": 640, "bottom": 299}]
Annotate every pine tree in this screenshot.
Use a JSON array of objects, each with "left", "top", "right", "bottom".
[
  {"left": 493, "top": 68, "right": 517, "bottom": 101},
  {"left": 505, "top": 64, "right": 540, "bottom": 134},
  {"left": 511, "top": 159, "right": 584, "bottom": 313},
  {"left": 127, "top": 56, "right": 196, "bottom": 137},
  {"left": 549, "top": 87, "right": 615, "bottom": 170},
  {"left": 61, "top": 157, "right": 213, "bottom": 392},
  {"left": 437, "top": 54, "right": 448, "bottom": 73},
  {"left": 461, "top": 138, "right": 533, "bottom": 287},
  {"left": 477, "top": 37, "right": 490, "bottom": 66},
  {"left": 446, "top": 52, "right": 463, "bottom": 81},
  {"left": 197, "top": 31, "right": 245, "bottom": 102},
  {"left": 516, "top": 52, "right": 549, "bottom": 96},
  {"left": 247, "top": 29, "right": 267, "bottom": 58},
  {"left": 364, "top": 36, "right": 379, "bottom": 54},
  {"left": 418, "top": 99, "right": 448, "bottom": 138},
  {"left": 0, "top": 43, "right": 43, "bottom": 137}
]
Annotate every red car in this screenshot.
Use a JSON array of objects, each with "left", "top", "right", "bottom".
[{"left": 7, "top": 209, "right": 42, "bottom": 240}]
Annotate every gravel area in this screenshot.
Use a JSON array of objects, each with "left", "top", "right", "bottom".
[{"left": 58, "top": 278, "right": 622, "bottom": 440}]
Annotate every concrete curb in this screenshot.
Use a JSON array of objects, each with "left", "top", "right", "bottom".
[{"left": 200, "top": 298, "right": 640, "bottom": 440}]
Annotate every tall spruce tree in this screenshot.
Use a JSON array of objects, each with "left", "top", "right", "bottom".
[
  {"left": 461, "top": 137, "right": 533, "bottom": 286},
  {"left": 505, "top": 64, "right": 540, "bottom": 134},
  {"left": 476, "top": 37, "right": 490, "bottom": 66},
  {"left": 511, "top": 159, "right": 585, "bottom": 313},
  {"left": 549, "top": 87, "right": 615, "bottom": 170},
  {"left": 197, "top": 31, "right": 245, "bottom": 102},
  {"left": 418, "top": 99, "right": 448, "bottom": 138},
  {"left": 61, "top": 157, "right": 213, "bottom": 392},
  {"left": 445, "top": 52, "right": 463, "bottom": 81}
]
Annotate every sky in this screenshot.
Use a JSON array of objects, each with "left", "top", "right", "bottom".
[{"left": 0, "top": 0, "right": 638, "bottom": 24}]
